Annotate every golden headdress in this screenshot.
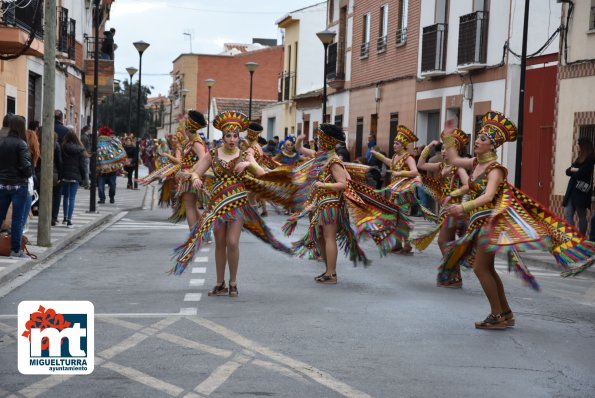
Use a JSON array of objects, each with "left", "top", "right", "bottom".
[
  {"left": 479, "top": 111, "right": 517, "bottom": 148},
  {"left": 213, "top": 111, "right": 249, "bottom": 133},
  {"left": 394, "top": 125, "right": 418, "bottom": 147},
  {"left": 441, "top": 128, "right": 469, "bottom": 150}
]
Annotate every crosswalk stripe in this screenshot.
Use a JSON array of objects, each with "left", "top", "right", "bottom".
[
  {"left": 184, "top": 293, "right": 202, "bottom": 302},
  {"left": 192, "top": 267, "right": 207, "bottom": 274},
  {"left": 194, "top": 257, "right": 208, "bottom": 263},
  {"left": 189, "top": 279, "right": 205, "bottom": 286}
]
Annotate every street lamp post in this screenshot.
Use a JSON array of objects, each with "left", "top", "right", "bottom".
[
  {"left": 316, "top": 29, "right": 336, "bottom": 123},
  {"left": 168, "top": 94, "right": 174, "bottom": 134},
  {"left": 126, "top": 66, "right": 137, "bottom": 134},
  {"left": 181, "top": 88, "right": 189, "bottom": 115},
  {"left": 245, "top": 62, "right": 259, "bottom": 120},
  {"left": 133, "top": 40, "right": 150, "bottom": 189},
  {"left": 88, "top": 0, "right": 100, "bottom": 213},
  {"left": 205, "top": 78, "right": 215, "bottom": 140}
]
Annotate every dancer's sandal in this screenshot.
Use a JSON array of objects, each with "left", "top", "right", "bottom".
[
  {"left": 228, "top": 282, "right": 238, "bottom": 298},
  {"left": 208, "top": 282, "right": 228, "bottom": 296},
  {"left": 474, "top": 313, "right": 508, "bottom": 330},
  {"left": 315, "top": 273, "right": 337, "bottom": 284},
  {"left": 400, "top": 246, "right": 414, "bottom": 256},
  {"left": 502, "top": 309, "right": 515, "bottom": 327}
]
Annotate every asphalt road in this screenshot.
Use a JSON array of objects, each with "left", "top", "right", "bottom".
[{"left": 0, "top": 207, "right": 594, "bottom": 398}]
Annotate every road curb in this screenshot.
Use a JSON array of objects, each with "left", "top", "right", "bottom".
[{"left": 0, "top": 186, "right": 149, "bottom": 288}]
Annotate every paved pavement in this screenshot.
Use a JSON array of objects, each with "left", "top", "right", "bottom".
[{"left": 0, "top": 174, "right": 149, "bottom": 286}]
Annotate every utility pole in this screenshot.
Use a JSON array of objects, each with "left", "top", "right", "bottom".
[
  {"left": 89, "top": 0, "right": 100, "bottom": 212},
  {"left": 38, "top": 0, "right": 57, "bottom": 247},
  {"left": 515, "top": 0, "right": 530, "bottom": 188}
]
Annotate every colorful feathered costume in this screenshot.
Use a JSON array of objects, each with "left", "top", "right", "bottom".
[
  {"left": 440, "top": 112, "right": 595, "bottom": 290},
  {"left": 172, "top": 112, "right": 291, "bottom": 274},
  {"left": 96, "top": 127, "right": 127, "bottom": 174}
]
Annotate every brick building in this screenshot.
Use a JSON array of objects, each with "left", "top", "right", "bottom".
[
  {"left": 169, "top": 44, "right": 283, "bottom": 135},
  {"left": 348, "top": 0, "right": 420, "bottom": 159}
]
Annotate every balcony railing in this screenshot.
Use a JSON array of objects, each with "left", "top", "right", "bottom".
[
  {"left": 57, "top": 7, "right": 68, "bottom": 53},
  {"left": 85, "top": 37, "right": 115, "bottom": 60},
  {"left": 326, "top": 42, "right": 337, "bottom": 79},
  {"left": 377, "top": 35, "right": 387, "bottom": 52},
  {"left": 0, "top": 0, "right": 44, "bottom": 40},
  {"left": 421, "top": 23, "right": 447, "bottom": 74},
  {"left": 395, "top": 27, "right": 407, "bottom": 46},
  {"left": 360, "top": 42, "right": 369, "bottom": 59},
  {"left": 278, "top": 72, "right": 295, "bottom": 102},
  {"left": 458, "top": 11, "right": 489, "bottom": 67},
  {"left": 67, "top": 19, "right": 76, "bottom": 60}
]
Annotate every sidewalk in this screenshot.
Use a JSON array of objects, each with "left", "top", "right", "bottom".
[{"left": 0, "top": 173, "right": 150, "bottom": 286}]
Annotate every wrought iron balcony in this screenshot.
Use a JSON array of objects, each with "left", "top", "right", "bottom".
[
  {"left": 421, "top": 23, "right": 447, "bottom": 76},
  {"left": 377, "top": 35, "right": 387, "bottom": 53},
  {"left": 278, "top": 71, "right": 295, "bottom": 102},
  {"left": 395, "top": 27, "right": 407, "bottom": 46},
  {"left": 360, "top": 42, "right": 369, "bottom": 59},
  {"left": 457, "top": 11, "right": 489, "bottom": 70},
  {"left": 0, "top": 0, "right": 44, "bottom": 40}
]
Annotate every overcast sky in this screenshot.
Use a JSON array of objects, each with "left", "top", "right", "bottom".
[{"left": 110, "top": 0, "right": 325, "bottom": 97}]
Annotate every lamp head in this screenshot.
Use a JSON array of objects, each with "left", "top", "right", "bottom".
[
  {"left": 133, "top": 40, "right": 150, "bottom": 54},
  {"left": 316, "top": 29, "right": 336, "bottom": 45},
  {"left": 245, "top": 62, "right": 259, "bottom": 73},
  {"left": 126, "top": 66, "right": 138, "bottom": 77},
  {"left": 205, "top": 78, "right": 216, "bottom": 88}
]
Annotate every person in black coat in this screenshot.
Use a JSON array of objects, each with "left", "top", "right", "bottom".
[
  {"left": 563, "top": 137, "right": 595, "bottom": 235},
  {"left": 0, "top": 116, "right": 33, "bottom": 257},
  {"left": 123, "top": 137, "right": 138, "bottom": 189},
  {"left": 60, "top": 130, "right": 87, "bottom": 227}
]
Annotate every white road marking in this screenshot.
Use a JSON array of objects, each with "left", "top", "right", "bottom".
[
  {"left": 184, "top": 293, "right": 202, "bottom": 302},
  {"left": 193, "top": 354, "right": 251, "bottom": 396},
  {"left": 101, "top": 361, "right": 184, "bottom": 396},
  {"left": 200, "top": 247, "right": 210, "bottom": 253},
  {"left": 251, "top": 359, "right": 309, "bottom": 383},
  {"left": 155, "top": 332, "right": 233, "bottom": 358},
  {"left": 179, "top": 307, "right": 198, "bottom": 316},
  {"left": 189, "top": 279, "right": 205, "bottom": 286},
  {"left": 98, "top": 333, "right": 149, "bottom": 360},
  {"left": 194, "top": 256, "right": 209, "bottom": 263},
  {"left": 192, "top": 267, "right": 207, "bottom": 274}
]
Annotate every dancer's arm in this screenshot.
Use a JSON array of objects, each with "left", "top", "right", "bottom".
[
  {"left": 190, "top": 151, "right": 213, "bottom": 189},
  {"left": 445, "top": 146, "right": 474, "bottom": 170},
  {"left": 392, "top": 156, "right": 419, "bottom": 178},
  {"left": 296, "top": 134, "right": 316, "bottom": 157},
  {"left": 192, "top": 141, "right": 206, "bottom": 160},
  {"left": 370, "top": 150, "right": 393, "bottom": 168},
  {"left": 236, "top": 152, "right": 266, "bottom": 177},
  {"left": 314, "top": 163, "right": 348, "bottom": 192},
  {"left": 417, "top": 140, "right": 440, "bottom": 172},
  {"left": 446, "top": 168, "right": 504, "bottom": 216}
]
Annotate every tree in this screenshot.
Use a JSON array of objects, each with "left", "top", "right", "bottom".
[{"left": 97, "top": 80, "right": 152, "bottom": 136}]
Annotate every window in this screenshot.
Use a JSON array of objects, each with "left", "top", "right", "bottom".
[
  {"left": 579, "top": 125, "right": 595, "bottom": 145},
  {"left": 329, "top": 0, "right": 334, "bottom": 23},
  {"left": 6, "top": 96, "right": 16, "bottom": 115},
  {"left": 361, "top": 13, "right": 371, "bottom": 58},
  {"left": 294, "top": 42, "right": 298, "bottom": 97},
  {"left": 378, "top": 4, "right": 388, "bottom": 52},
  {"left": 591, "top": 0, "right": 595, "bottom": 30},
  {"left": 389, "top": 113, "right": 399, "bottom": 157},
  {"left": 473, "top": 0, "right": 490, "bottom": 11},
  {"left": 396, "top": 0, "right": 409, "bottom": 45},
  {"left": 334, "top": 114, "right": 343, "bottom": 128},
  {"left": 356, "top": 117, "right": 364, "bottom": 158}
]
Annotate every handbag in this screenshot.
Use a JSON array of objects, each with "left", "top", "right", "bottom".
[
  {"left": 575, "top": 180, "right": 592, "bottom": 194},
  {"left": 0, "top": 233, "right": 36, "bottom": 258}
]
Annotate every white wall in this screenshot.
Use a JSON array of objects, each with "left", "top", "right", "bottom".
[
  {"left": 295, "top": 2, "right": 327, "bottom": 96},
  {"left": 564, "top": 0, "right": 595, "bottom": 62},
  {"left": 261, "top": 103, "right": 285, "bottom": 140}
]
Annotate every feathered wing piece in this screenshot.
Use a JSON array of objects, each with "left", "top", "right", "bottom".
[
  {"left": 440, "top": 183, "right": 595, "bottom": 290},
  {"left": 344, "top": 162, "right": 372, "bottom": 184},
  {"left": 242, "top": 166, "right": 296, "bottom": 208},
  {"left": 344, "top": 179, "right": 412, "bottom": 257},
  {"left": 138, "top": 161, "right": 180, "bottom": 186}
]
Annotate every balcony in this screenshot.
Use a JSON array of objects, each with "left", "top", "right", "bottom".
[
  {"left": 277, "top": 71, "right": 295, "bottom": 102},
  {"left": 377, "top": 35, "right": 387, "bottom": 53},
  {"left": 0, "top": 0, "right": 44, "bottom": 57},
  {"left": 83, "top": 37, "right": 115, "bottom": 96},
  {"left": 325, "top": 42, "right": 345, "bottom": 89},
  {"left": 457, "top": 11, "right": 489, "bottom": 71},
  {"left": 421, "top": 23, "right": 447, "bottom": 77},
  {"left": 395, "top": 27, "right": 407, "bottom": 47},
  {"left": 360, "top": 42, "right": 369, "bottom": 59}
]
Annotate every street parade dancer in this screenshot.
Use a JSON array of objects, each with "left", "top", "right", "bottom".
[
  {"left": 274, "top": 135, "right": 302, "bottom": 166},
  {"left": 441, "top": 111, "right": 595, "bottom": 330},
  {"left": 169, "top": 111, "right": 208, "bottom": 228},
  {"left": 370, "top": 126, "right": 434, "bottom": 255},
  {"left": 414, "top": 127, "right": 469, "bottom": 288},
  {"left": 173, "top": 111, "right": 291, "bottom": 297},
  {"left": 96, "top": 126, "right": 127, "bottom": 204}
]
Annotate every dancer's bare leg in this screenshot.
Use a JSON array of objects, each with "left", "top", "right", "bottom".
[{"left": 226, "top": 220, "right": 243, "bottom": 285}]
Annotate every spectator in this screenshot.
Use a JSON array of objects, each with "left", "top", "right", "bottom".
[
  {"left": 51, "top": 134, "right": 63, "bottom": 226},
  {"left": 0, "top": 116, "right": 33, "bottom": 257},
  {"left": 335, "top": 142, "right": 350, "bottom": 162},
  {"left": 60, "top": 129, "right": 87, "bottom": 227},
  {"left": 54, "top": 110, "right": 68, "bottom": 143},
  {"left": 100, "top": 30, "right": 114, "bottom": 60},
  {"left": 427, "top": 142, "right": 443, "bottom": 178},
  {"left": 365, "top": 134, "right": 376, "bottom": 163},
  {"left": 123, "top": 137, "right": 138, "bottom": 189},
  {"left": 367, "top": 145, "right": 385, "bottom": 189},
  {"left": 80, "top": 125, "right": 91, "bottom": 187},
  {"left": 262, "top": 140, "right": 277, "bottom": 156},
  {"left": 563, "top": 137, "right": 595, "bottom": 235},
  {"left": 1, "top": 113, "right": 14, "bottom": 139},
  {"left": 273, "top": 135, "right": 280, "bottom": 147},
  {"left": 21, "top": 120, "right": 41, "bottom": 229}
]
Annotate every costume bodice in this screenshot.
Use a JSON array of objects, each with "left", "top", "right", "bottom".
[
  {"left": 209, "top": 148, "right": 246, "bottom": 180},
  {"left": 439, "top": 163, "right": 462, "bottom": 203},
  {"left": 467, "top": 160, "right": 507, "bottom": 213}
]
